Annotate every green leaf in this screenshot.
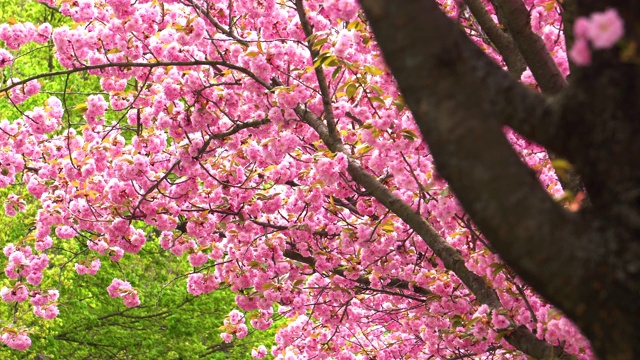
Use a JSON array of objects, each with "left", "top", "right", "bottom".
[
  {"left": 401, "top": 129, "right": 419, "bottom": 141},
  {"left": 331, "top": 66, "right": 342, "bottom": 80},
  {"left": 346, "top": 83, "right": 358, "bottom": 98}
]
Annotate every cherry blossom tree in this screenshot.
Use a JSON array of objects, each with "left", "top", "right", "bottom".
[{"left": 0, "top": 0, "right": 634, "bottom": 358}]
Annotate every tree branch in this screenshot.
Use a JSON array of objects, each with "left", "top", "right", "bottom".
[
  {"left": 282, "top": 249, "right": 434, "bottom": 299},
  {"left": 359, "top": 0, "right": 587, "bottom": 299},
  {"left": 463, "top": 0, "right": 527, "bottom": 78},
  {"left": 295, "top": 0, "right": 340, "bottom": 140},
  {"left": 296, "top": 104, "right": 571, "bottom": 359},
  {"left": 0, "top": 60, "right": 272, "bottom": 93},
  {"left": 492, "top": 0, "right": 568, "bottom": 94}
]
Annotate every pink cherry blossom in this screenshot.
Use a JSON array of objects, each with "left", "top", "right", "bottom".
[
  {"left": 587, "top": 8, "right": 625, "bottom": 49},
  {"left": 220, "top": 332, "right": 233, "bottom": 343},
  {"left": 75, "top": 259, "right": 101, "bottom": 275},
  {"left": 569, "top": 38, "right": 592, "bottom": 66},
  {"left": 251, "top": 345, "right": 268, "bottom": 359},
  {"left": 107, "top": 278, "right": 140, "bottom": 307},
  {"left": 0, "top": 49, "right": 12, "bottom": 67},
  {"left": 1, "top": 331, "right": 31, "bottom": 351}
]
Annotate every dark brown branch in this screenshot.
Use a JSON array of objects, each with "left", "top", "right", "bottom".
[
  {"left": 360, "top": 2, "right": 569, "bottom": 159},
  {"left": 0, "top": 60, "right": 272, "bottom": 93},
  {"left": 463, "top": 0, "right": 527, "bottom": 78},
  {"left": 183, "top": 0, "right": 250, "bottom": 47},
  {"left": 359, "top": 0, "right": 589, "bottom": 304},
  {"left": 492, "top": 0, "right": 568, "bottom": 94},
  {"left": 282, "top": 249, "right": 433, "bottom": 299},
  {"left": 295, "top": 0, "right": 340, "bottom": 140}
]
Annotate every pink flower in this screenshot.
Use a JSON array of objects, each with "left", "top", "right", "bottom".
[
  {"left": 569, "top": 38, "right": 592, "bottom": 66},
  {"left": 491, "top": 310, "right": 510, "bottom": 329},
  {"left": 89, "top": 259, "right": 101, "bottom": 273},
  {"left": 4, "top": 201, "right": 17, "bottom": 217},
  {"left": 570, "top": 8, "right": 624, "bottom": 66},
  {"left": 34, "top": 304, "right": 59, "bottom": 319},
  {"left": 229, "top": 309, "right": 244, "bottom": 325},
  {"left": 235, "top": 324, "right": 248, "bottom": 339},
  {"left": 55, "top": 225, "right": 76, "bottom": 239},
  {"left": 1, "top": 332, "right": 31, "bottom": 351},
  {"left": 188, "top": 252, "right": 208, "bottom": 267},
  {"left": 75, "top": 259, "right": 100, "bottom": 275},
  {"left": 107, "top": 278, "right": 130, "bottom": 298},
  {"left": 34, "top": 23, "right": 52, "bottom": 43},
  {"left": 109, "top": 247, "right": 124, "bottom": 261},
  {"left": 106, "top": 0, "right": 135, "bottom": 19},
  {"left": 573, "top": 17, "right": 591, "bottom": 38},
  {"left": 474, "top": 304, "right": 490, "bottom": 317},
  {"left": 75, "top": 263, "right": 88, "bottom": 275},
  {"left": 220, "top": 332, "right": 233, "bottom": 343},
  {"left": 26, "top": 272, "right": 43, "bottom": 286},
  {"left": 107, "top": 278, "right": 140, "bottom": 307},
  {"left": 30, "top": 290, "right": 58, "bottom": 307},
  {"left": 251, "top": 345, "right": 268, "bottom": 359},
  {"left": 0, "top": 49, "right": 13, "bottom": 68},
  {"left": 588, "top": 8, "right": 625, "bottom": 49},
  {"left": 85, "top": 95, "right": 108, "bottom": 125},
  {"left": 23, "top": 80, "right": 41, "bottom": 97},
  {"left": 122, "top": 292, "right": 140, "bottom": 307},
  {"left": 1, "top": 284, "right": 29, "bottom": 302},
  {"left": 35, "top": 236, "right": 53, "bottom": 251}
]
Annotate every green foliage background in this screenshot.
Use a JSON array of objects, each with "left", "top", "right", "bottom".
[{"left": 0, "top": 1, "right": 278, "bottom": 358}]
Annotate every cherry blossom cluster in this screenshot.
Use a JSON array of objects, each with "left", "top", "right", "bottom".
[
  {"left": 75, "top": 259, "right": 101, "bottom": 275},
  {"left": 251, "top": 345, "right": 268, "bottom": 359},
  {"left": 1, "top": 331, "right": 31, "bottom": 351},
  {"left": 8, "top": 79, "right": 41, "bottom": 104},
  {"left": 106, "top": 278, "right": 140, "bottom": 308},
  {"left": 3, "top": 194, "right": 26, "bottom": 217},
  {"left": 3, "top": 245, "right": 48, "bottom": 286},
  {"left": 220, "top": 309, "right": 248, "bottom": 343},
  {"left": 0, "top": 22, "right": 51, "bottom": 49},
  {"left": 570, "top": 8, "right": 625, "bottom": 66},
  {"left": 30, "top": 289, "right": 60, "bottom": 320}
]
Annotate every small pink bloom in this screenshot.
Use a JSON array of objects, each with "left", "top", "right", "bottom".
[
  {"left": 251, "top": 345, "right": 268, "bottom": 359},
  {"left": 569, "top": 38, "right": 592, "bottom": 66},
  {"left": 188, "top": 252, "right": 208, "bottom": 267},
  {"left": 34, "top": 23, "right": 52, "bottom": 43},
  {"left": 34, "top": 304, "right": 59, "bottom": 319},
  {"left": 588, "top": 8, "right": 625, "bottom": 49},
  {"left": 220, "top": 332, "right": 233, "bottom": 343},
  {"left": 107, "top": 278, "right": 129, "bottom": 298},
  {"left": 573, "top": 17, "right": 591, "bottom": 38},
  {"left": 235, "top": 323, "right": 248, "bottom": 339},
  {"left": 35, "top": 236, "right": 53, "bottom": 251},
  {"left": 491, "top": 310, "right": 510, "bottom": 329},
  {"left": 55, "top": 225, "right": 76, "bottom": 239},
  {"left": 2, "top": 332, "right": 31, "bottom": 351},
  {"left": 74, "top": 263, "right": 88, "bottom": 275},
  {"left": 109, "top": 247, "right": 124, "bottom": 261},
  {"left": 229, "top": 309, "right": 244, "bottom": 325},
  {"left": 122, "top": 292, "right": 140, "bottom": 307},
  {"left": 0, "top": 49, "right": 12, "bottom": 68}
]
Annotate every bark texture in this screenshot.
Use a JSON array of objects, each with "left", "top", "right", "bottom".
[{"left": 359, "top": 0, "right": 640, "bottom": 358}]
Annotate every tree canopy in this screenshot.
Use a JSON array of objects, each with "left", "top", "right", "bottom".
[
  {"left": 0, "top": 0, "right": 636, "bottom": 359},
  {"left": 0, "top": 0, "right": 276, "bottom": 358}
]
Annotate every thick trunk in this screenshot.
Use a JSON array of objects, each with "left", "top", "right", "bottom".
[{"left": 358, "top": 0, "right": 640, "bottom": 358}]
